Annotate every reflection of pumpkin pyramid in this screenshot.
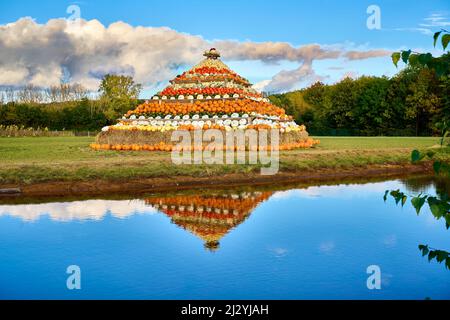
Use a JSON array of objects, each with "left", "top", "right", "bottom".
[{"left": 145, "top": 191, "right": 273, "bottom": 251}]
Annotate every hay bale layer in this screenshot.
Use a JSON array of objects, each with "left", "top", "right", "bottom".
[{"left": 96, "top": 129, "right": 309, "bottom": 146}]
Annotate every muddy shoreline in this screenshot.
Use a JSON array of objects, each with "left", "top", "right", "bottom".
[{"left": 0, "top": 162, "right": 433, "bottom": 200}]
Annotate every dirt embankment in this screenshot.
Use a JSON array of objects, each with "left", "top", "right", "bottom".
[{"left": 0, "top": 162, "right": 432, "bottom": 199}]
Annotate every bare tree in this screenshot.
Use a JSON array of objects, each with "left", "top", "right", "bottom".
[
  {"left": 17, "top": 84, "right": 44, "bottom": 104},
  {"left": 45, "top": 83, "right": 87, "bottom": 102},
  {"left": 5, "top": 86, "right": 16, "bottom": 103},
  {"left": 2, "top": 83, "right": 91, "bottom": 104},
  {"left": 60, "top": 83, "right": 71, "bottom": 102},
  {"left": 45, "top": 85, "right": 61, "bottom": 103},
  {"left": 71, "top": 83, "right": 88, "bottom": 101}
]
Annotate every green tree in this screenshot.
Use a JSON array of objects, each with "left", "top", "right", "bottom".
[
  {"left": 98, "top": 74, "right": 142, "bottom": 121},
  {"left": 404, "top": 68, "right": 440, "bottom": 136},
  {"left": 324, "top": 77, "right": 359, "bottom": 131},
  {"left": 353, "top": 76, "right": 390, "bottom": 135}
]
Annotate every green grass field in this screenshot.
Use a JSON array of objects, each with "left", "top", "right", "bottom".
[{"left": 0, "top": 136, "right": 448, "bottom": 184}]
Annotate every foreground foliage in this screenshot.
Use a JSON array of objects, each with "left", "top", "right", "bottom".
[{"left": 385, "top": 30, "right": 450, "bottom": 270}]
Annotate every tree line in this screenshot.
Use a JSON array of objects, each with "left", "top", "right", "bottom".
[
  {"left": 1, "top": 52, "right": 448, "bottom": 135},
  {"left": 0, "top": 75, "right": 141, "bottom": 131},
  {"left": 269, "top": 52, "right": 450, "bottom": 136}
]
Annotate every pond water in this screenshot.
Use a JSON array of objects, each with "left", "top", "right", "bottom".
[{"left": 0, "top": 176, "right": 449, "bottom": 299}]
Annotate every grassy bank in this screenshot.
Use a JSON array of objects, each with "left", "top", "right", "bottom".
[{"left": 0, "top": 136, "right": 448, "bottom": 185}]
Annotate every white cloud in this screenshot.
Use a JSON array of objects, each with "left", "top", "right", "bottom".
[
  {"left": 0, "top": 17, "right": 391, "bottom": 93},
  {"left": 382, "top": 234, "right": 397, "bottom": 248},
  {"left": 0, "top": 66, "right": 29, "bottom": 85},
  {"left": 319, "top": 241, "right": 335, "bottom": 254},
  {"left": 252, "top": 80, "right": 272, "bottom": 93},
  {"left": 394, "top": 12, "right": 450, "bottom": 36},
  {"left": 268, "top": 247, "right": 289, "bottom": 258},
  {"left": 0, "top": 199, "right": 156, "bottom": 222},
  {"left": 268, "top": 63, "right": 326, "bottom": 93},
  {"left": 344, "top": 50, "right": 392, "bottom": 60},
  {"left": 250, "top": 49, "right": 389, "bottom": 93},
  {"left": 393, "top": 27, "right": 433, "bottom": 36},
  {"left": 271, "top": 180, "right": 408, "bottom": 200},
  {"left": 420, "top": 12, "right": 450, "bottom": 28}
]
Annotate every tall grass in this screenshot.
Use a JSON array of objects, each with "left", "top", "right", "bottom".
[{"left": 0, "top": 125, "right": 97, "bottom": 137}]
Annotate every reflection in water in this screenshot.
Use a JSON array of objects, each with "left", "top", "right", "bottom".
[
  {"left": 0, "top": 177, "right": 446, "bottom": 217},
  {"left": 0, "top": 199, "right": 155, "bottom": 221},
  {"left": 0, "top": 190, "right": 274, "bottom": 251},
  {"left": 144, "top": 191, "right": 273, "bottom": 251},
  {"left": 401, "top": 176, "right": 450, "bottom": 198},
  {"left": 0, "top": 175, "right": 449, "bottom": 299},
  {"left": 386, "top": 176, "right": 450, "bottom": 270}
]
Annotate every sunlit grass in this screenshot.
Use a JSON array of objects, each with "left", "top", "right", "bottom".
[{"left": 0, "top": 136, "right": 448, "bottom": 184}]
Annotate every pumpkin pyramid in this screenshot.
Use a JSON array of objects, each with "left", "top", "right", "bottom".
[
  {"left": 157, "top": 48, "right": 263, "bottom": 101},
  {"left": 145, "top": 190, "right": 273, "bottom": 251},
  {"left": 94, "top": 48, "right": 319, "bottom": 151}
]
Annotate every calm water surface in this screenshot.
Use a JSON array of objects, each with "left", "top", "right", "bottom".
[{"left": 0, "top": 176, "right": 449, "bottom": 299}]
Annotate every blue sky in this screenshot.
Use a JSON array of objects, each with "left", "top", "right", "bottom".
[{"left": 0, "top": 0, "right": 449, "bottom": 95}]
